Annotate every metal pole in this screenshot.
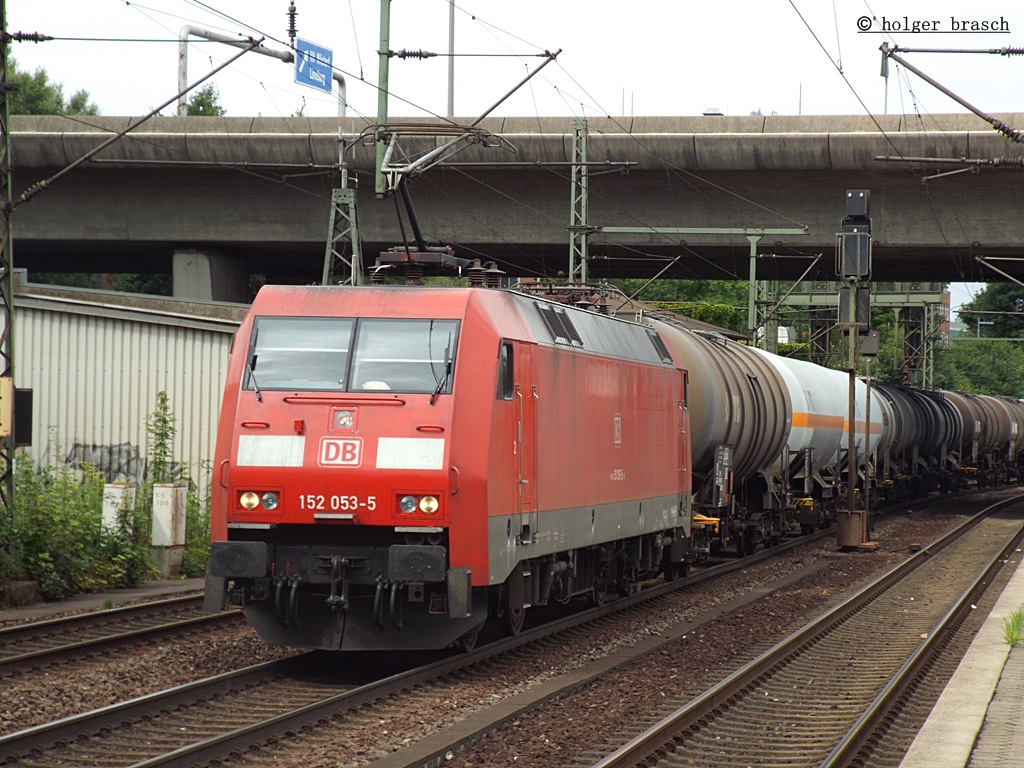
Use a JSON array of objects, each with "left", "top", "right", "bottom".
[
  {"left": 863, "top": 358, "right": 872, "bottom": 542},
  {"left": 847, "top": 347, "right": 856, "bottom": 518},
  {"left": 447, "top": 0, "right": 455, "bottom": 119},
  {"left": 375, "top": 0, "right": 391, "bottom": 198},
  {"left": 747, "top": 235, "right": 761, "bottom": 344},
  {"left": 177, "top": 27, "right": 293, "bottom": 115}
]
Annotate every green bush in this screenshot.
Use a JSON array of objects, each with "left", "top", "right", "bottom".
[
  {"left": 2, "top": 390, "right": 213, "bottom": 604},
  {"left": 181, "top": 487, "right": 211, "bottom": 578},
  {"left": 147, "top": 390, "right": 176, "bottom": 484},
  {"left": 104, "top": 487, "right": 156, "bottom": 588},
  {"left": 0, "top": 500, "right": 16, "bottom": 592},
  {"left": 12, "top": 453, "right": 137, "bottom": 600}
]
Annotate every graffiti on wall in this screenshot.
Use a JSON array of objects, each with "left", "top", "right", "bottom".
[{"left": 65, "top": 441, "right": 190, "bottom": 487}]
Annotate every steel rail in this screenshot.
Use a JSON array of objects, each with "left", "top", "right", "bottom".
[
  {"left": 589, "top": 493, "right": 1024, "bottom": 768},
  {"left": 119, "top": 531, "right": 852, "bottom": 768},
  {"left": 0, "top": 490, "right": 970, "bottom": 767},
  {"left": 0, "top": 611, "right": 243, "bottom": 674},
  {"left": 0, "top": 655, "right": 312, "bottom": 758},
  {"left": 822, "top": 503, "right": 1024, "bottom": 766},
  {"left": 0, "top": 595, "right": 249, "bottom": 676},
  {"left": 0, "top": 594, "right": 203, "bottom": 642},
  {"left": 0, "top": 518, "right": 835, "bottom": 766}
]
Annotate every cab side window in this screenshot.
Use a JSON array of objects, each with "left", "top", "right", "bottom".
[{"left": 498, "top": 343, "right": 514, "bottom": 400}]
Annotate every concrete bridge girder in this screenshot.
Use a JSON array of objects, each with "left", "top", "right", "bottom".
[{"left": 9, "top": 114, "right": 1024, "bottom": 288}]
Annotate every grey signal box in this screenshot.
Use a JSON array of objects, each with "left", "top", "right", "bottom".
[
  {"left": 846, "top": 190, "right": 869, "bottom": 216},
  {"left": 840, "top": 224, "right": 872, "bottom": 279},
  {"left": 839, "top": 189, "right": 872, "bottom": 279}
]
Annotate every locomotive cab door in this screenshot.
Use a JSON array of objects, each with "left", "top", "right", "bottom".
[{"left": 515, "top": 342, "right": 538, "bottom": 544}]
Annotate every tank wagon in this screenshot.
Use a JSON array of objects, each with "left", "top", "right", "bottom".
[{"left": 205, "top": 283, "right": 1024, "bottom": 652}]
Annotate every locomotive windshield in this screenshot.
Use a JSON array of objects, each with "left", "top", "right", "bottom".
[{"left": 244, "top": 316, "right": 459, "bottom": 395}]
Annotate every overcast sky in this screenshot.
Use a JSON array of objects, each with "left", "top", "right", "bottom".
[
  {"left": 7, "top": 0, "right": 1023, "bottom": 120},
  {"left": 8, "top": 0, "right": 1022, "bottom": 310}
]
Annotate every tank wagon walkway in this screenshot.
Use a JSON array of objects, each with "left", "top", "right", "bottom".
[{"left": 900, "top": 553, "right": 1024, "bottom": 768}]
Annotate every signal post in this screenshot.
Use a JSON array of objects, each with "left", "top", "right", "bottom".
[{"left": 837, "top": 190, "right": 879, "bottom": 549}]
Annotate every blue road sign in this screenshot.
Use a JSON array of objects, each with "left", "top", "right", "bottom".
[{"left": 295, "top": 38, "right": 333, "bottom": 94}]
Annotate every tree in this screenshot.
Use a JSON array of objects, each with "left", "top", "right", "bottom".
[
  {"left": 7, "top": 58, "right": 99, "bottom": 116},
  {"left": 186, "top": 84, "right": 226, "bottom": 116},
  {"left": 957, "top": 282, "right": 1024, "bottom": 339},
  {"left": 610, "top": 278, "right": 749, "bottom": 332},
  {"left": 934, "top": 340, "right": 1024, "bottom": 398},
  {"left": 612, "top": 278, "right": 748, "bottom": 306}
]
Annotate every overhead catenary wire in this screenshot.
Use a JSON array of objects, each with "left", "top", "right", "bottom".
[
  {"left": 16, "top": 1, "right": 1017, "bottom": 293},
  {"left": 795, "top": 0, "right": 1021, "bottom": 288},
  {"left": 9, "top": 38, "right": 263, "bottom": 211},
  {"left": 49, "top": 0, "right": 825, "bottom": 258}
]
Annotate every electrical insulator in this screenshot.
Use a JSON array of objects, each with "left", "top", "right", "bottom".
[{"left": 287, "top": 1, "right": 298, "bottom": 46}]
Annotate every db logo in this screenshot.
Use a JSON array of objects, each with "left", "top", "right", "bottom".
[{"left": 319, "top": 437, "right": 363, "bottom": 467}]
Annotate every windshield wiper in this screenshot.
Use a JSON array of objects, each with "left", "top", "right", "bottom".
[
  {"left": 246, "top": 354, "right": 263, "bottom": 402},
  {"left": 429, "top": 343, "right": 452, "bottom": 406}
]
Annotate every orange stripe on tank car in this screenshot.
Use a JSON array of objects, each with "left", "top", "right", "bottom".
[
  {"left": 792, "top": 412, "right": 883, "bottom": 435},
  {"left": 848, "top": 419, "right": 883, "bottom": 435},
  {"left": 791, "top": 412, "right": 845, "bottom": 430}
]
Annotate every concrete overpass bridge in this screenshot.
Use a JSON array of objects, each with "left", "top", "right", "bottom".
[{"left": 9, "top": 113, "right": 1024, "bottom": 299}]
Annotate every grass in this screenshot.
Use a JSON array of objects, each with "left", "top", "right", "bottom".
[{"left": 1002, "top": 604, "right": 1024, "bottom": 647}]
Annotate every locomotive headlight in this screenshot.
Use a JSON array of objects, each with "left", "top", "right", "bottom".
[
  {"left": 400, "top": 495, "right": 418, "bottom": 513},
  {"left": 239, "top": 491, "right": 260, "bottom": 510},
  {"left": 261, "top": 492, "right": 280, "bottom": 510},
  {"left": 334, "top": 409, "right": 355, "bottom": 429},
  {"left": 419, "top": 496, "right": 439, "bottom": 515}
]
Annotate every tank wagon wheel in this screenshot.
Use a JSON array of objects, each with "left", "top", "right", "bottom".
[{"left": 737, "top": 532, "right": 756, "bottom": 558}]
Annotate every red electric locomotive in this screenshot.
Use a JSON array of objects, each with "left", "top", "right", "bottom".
[{"left": 205, "top": 284, "right": 696, "bottom": 651}]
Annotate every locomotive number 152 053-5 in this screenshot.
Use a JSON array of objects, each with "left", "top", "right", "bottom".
[{"left": 299, "top": 494, "right": 377, "bottom": 511}]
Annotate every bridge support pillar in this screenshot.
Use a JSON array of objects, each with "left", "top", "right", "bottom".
[{"left": 172, "top": 250, "right": 248, "bottom": 303}]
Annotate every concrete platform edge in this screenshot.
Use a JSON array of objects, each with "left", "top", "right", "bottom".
[{"left": 899, "top": 553, "right": 1024, "bottom": 768}]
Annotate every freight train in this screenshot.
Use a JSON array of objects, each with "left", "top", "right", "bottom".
[{"left": 204, "top": 280, "right": 1024, "bottom": 651}]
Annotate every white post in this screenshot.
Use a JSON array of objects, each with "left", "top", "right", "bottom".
[
  {"left": 102, "top": 482, "right": 135, "bottom": 529},
  {"left": 152, "top": 483, "right": 187, "bottom": 576}
]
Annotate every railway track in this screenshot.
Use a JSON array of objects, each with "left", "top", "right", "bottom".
[
  {"left": 0, "top": 520, "right": 843, "bottom": 768},
  {"left": 1, "top": 492, "right": 1004, "bottom": 767},
  {"left": 0, "top": 595, "right": 242, "bottom": 676},
  {"left": 589, "top": 494, "right": 1024, "bottom": 768}
]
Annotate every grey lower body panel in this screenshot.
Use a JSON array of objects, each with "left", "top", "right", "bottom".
[{"left": 487, "top": 492, "right": 691, "bottom": 584}]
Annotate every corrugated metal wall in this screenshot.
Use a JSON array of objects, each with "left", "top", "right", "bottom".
[{"left": 13, "top": 291, "right": 242, "bottom": 498}]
